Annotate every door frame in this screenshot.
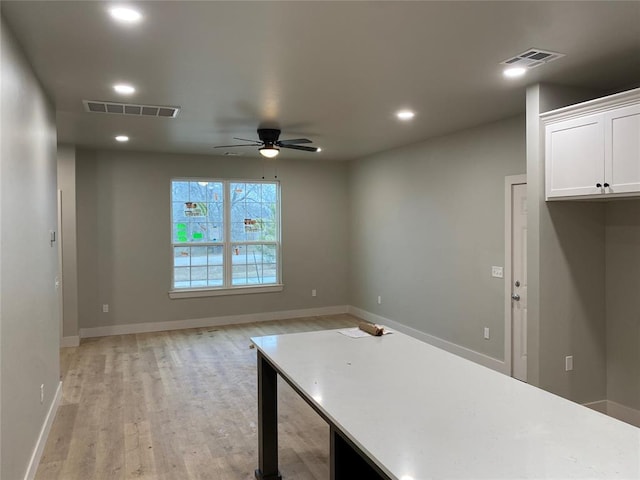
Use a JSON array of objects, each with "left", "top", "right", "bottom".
[
  {"left": 504, "top": 174, "right": 527, "bottom": 378},
  {"left": 57, "top": 189, "right": 64, "bottom": 344}
]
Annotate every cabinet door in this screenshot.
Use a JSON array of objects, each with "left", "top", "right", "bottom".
[
  {"left": 604, "top": 103, "right": 640, "bottom": 195},
  {"left": 545, "top": 114, "right": 605, "bottom": 199}
]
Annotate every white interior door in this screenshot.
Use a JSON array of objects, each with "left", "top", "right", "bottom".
[{"left": 511, "top": 183, "right": 527, "bottom": 382}]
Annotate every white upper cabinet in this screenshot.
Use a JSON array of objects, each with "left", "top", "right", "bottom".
[
  {"left": 605, "top": 103, "right": 640, "bottom": 195},
  {"left": 543, "top": 89, "right": 640, "bottom": 200}
]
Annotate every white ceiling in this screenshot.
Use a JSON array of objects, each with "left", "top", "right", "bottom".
[{"left": 2, "top": 1, "right": 639, "bottom": 161}]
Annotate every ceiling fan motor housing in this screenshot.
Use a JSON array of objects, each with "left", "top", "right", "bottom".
[{"left": 258, "top": 128, "right": 281, "bottom": 147}]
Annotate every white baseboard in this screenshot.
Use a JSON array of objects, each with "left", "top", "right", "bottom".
[
  {"left": 583, "top": 399, "right": 640, "bottom": 428},
  {"left": 607, "top": 400, "right": 640, "bottom": 427},
  {"left": 24, "top": 380, "right": 62, "bottom": 480},
  {"left": 79, "top": 305, "right": 349, "bottom": 338},
  {"left": 60, "top": 336, "right": 79, "bottom": 348},
  {"left": 583, "top": 400, "right": 608, "bottom": 414},
  {"left": 347, "top": 306, "right": 508, "bottom": 374}
]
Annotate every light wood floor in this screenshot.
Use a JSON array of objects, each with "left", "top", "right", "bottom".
[{"left": 36, "top": 314, "right": 360, "bottom": 480}]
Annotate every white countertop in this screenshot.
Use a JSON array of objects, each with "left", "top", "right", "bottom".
[{"left": 252, "top": 329, "right": 640, "bottom": 480}]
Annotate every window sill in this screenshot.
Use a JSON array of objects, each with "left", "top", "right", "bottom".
[{"left": 168, "top": 284, "right": 284, "bottom": 299}]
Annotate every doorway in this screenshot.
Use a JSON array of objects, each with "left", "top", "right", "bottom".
[{"left": 505, "top": 175, "right": 527, "bottom": 381}]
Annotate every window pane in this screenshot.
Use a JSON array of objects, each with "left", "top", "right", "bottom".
[
  {"left": 207, "top": 182, "right": 224, "bottom": 203},
  {"left": 189, "top": 182, "right": 208, "bottom": 202},
  {"left": 173, "top": 222, "right": 189, "bottom": 243},
  {"left": 207, "top": 202, "right": 224, "bottom": 224},
  {"left": 172, "top": 181, "right": 190, "bottom": 201},
  {"left": 231, "top": 244, "right": 277, "bottom": 286},
  {"left": 260, "top": 222, "right": 276, "bottom": 241},
  {"left": 172, "top": 202, "right": 189, "bottom": 223},
  {"left": 173, "top": 181, "right": 225, "bottom": 244},
  {"left": 246, "top": 183, "right": 262, "bottom": 202},
  {"left": 173, "top": 247, "right": 190, "bottom": 267},
  {"left": 261, "top": 203, "right": 276, "bottom": 222},
  {"left": 232, "top": 265, "right": 249, "bottom": 285},
  {"left": 207, "top": 246, "right": 223, "bottom": 266},
  {"left": 231, "top": 182, "right": 278, "bottom": 243},
  {"left": 262, "top": 183, "right": 277, "bottom": 203},
  {"left": 189, "top": 223, "right": 207, "bottom": 242},
  {"left": 173, "top": 246, "right": 226, "bottom": 289},
  {"left": 191, "top": 266, "right": 207, "bottom": 281},
  {"left": 174, "top": 267, "right": 191, "bottom": 288},
  {"left": 263, "top": 264, "right": 277, "bottom": 284},
  {"left": 208, "top": 266, "right": 223, "bottom": 286},
  {"left": 263, "top": 244, "right": 277, "bottom": 264},
  {"left": 191, "top": 246, "right": 207, "bottom": 266}
]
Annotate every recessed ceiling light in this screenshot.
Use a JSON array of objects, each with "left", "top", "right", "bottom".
[
  {"left": 503, "top": 67, "right": 526, "bottom": 78},
  {"left": 396, "top": 110, "right": 415, "bottom": 121},
  {"left": 316, "top": 148, "right": 322, "bottom": 153},
  {"left": 113, "top": 84, "right": 135, "bottom": 95},
  {"left": 115, "top": 135, "right": 129, "bottom": 142},
  {"left": 109, "top": 7, "right": 142, "bottom": 24}
]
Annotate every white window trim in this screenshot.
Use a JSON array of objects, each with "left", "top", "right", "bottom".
[
  {"left": 168, "top": 284, "right": 284, "bottom": 299},
  {"left": 169, "top": 178, "right": 282, "bottom": 298}
]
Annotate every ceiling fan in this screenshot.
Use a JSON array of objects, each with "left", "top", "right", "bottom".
[{"left": 214, "top": 128, "right": 320, "bottom": 158}]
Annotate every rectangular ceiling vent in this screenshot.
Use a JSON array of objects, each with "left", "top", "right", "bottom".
[
  {"left": 82, "top": 100, "right": 180, "bottom": 118},
  {"left": 500, "top": 49, "right": 565, "bottom": 70}
]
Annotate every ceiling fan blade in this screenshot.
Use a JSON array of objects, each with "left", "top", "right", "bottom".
[
  {"left": 278, "top": 138, "right": 312, "bottom": 145},
  {"left": 213, "top": 143, "right": 261, "bottom": 148},
  {"left": 234, "top": 137, "right": 262, "bottom": 143},
  {"left": 280, "top": 144, "right": 319, "bottom": 152}
]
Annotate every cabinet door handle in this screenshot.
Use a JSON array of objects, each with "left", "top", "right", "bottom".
[
  {"left": 604, "top": 183, "right": 610, "bottom": 188},
  {"left": 596, "top": 183, "right": 602, "bottom": 188}
]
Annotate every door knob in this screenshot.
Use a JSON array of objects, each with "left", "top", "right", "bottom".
[{"left": 511, "top": 293, "right": 521, "bottom": 301}]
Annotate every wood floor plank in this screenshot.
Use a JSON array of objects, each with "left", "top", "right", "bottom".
[{"left": 35, "top": 314, "right": 359, "bottom": 480}]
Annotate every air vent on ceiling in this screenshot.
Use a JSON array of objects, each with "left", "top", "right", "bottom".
[
  {"left": 82, "top": 100, "right": 180, "bottom": 118},
  {"left": 500, "top": 49, "right": 565, "bottom": 70}
]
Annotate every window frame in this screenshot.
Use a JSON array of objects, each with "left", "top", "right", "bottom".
[{"left": 168, "top": 178, "right": 283, "bottom": 298}]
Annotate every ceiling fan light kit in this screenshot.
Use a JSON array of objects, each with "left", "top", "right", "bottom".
[
  {"left": 215, "top": 128, "right": 319, "bottom": 157},
  {"left": 259, "top": 146, "right": 280, "bottom": 158}
]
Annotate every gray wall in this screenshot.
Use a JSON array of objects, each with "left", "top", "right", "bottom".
[
  {"left": 348, "top": 116, "right": 525, "bottom": 360},
  {"left": 1, "top": 18, "right": 60, "bottom": 480},
  {"left": 539, "top": 202, "right": 606, "bottom": 403},
  {"left": 606, "top": 200, "right": 640, "bottom": 410},
  {"left": 58, "top": 145, "right": 79, "bottom": 340},
  {"left": 526, "top": 84, "right": 608, "bottom": 405},
  {"left": 76, "top": 149, "right": 349, "bottom": 330}
]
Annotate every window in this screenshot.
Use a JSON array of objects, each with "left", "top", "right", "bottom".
[{"left": 170, "top": 179, "right": 281, "bottom": 297}]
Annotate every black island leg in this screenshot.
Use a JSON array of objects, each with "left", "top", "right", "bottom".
[
  {"left": 255, "top": 352, "right": 282, "bottom": 480},
  {"left": 331, "top": 427, "right": 387, "bottom": 480}
]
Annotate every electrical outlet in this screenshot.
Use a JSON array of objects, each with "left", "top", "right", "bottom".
[
  {"left": 491, "top": 266, "right": 504, "bottom": 278},
  {"left": 377, "top": 295, "right": 382, "bottom": 305},
  {"left": 40, "top": 384, "right": 44, "bottom": 404},
  {"left": 311, "top": 289, "right": 317, "bottom": 297},
  {"left": 484, "top": 327, "right": 490, "bottom": 340},
  {"left": 102, "top": 304, "right": 109, "bottom": 313},
  {"left": 565, "top": 355, "right": 573, "bottom": 371}
]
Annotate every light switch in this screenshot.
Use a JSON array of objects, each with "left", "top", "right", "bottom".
[{"left": 565, "top": 356, "right": 573, "bottom": 371}]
